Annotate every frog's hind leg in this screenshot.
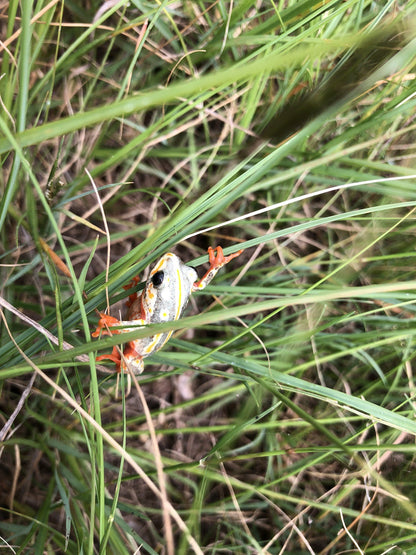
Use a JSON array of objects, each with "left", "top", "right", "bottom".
[{"left": 96, "top": 346, "right": 122, "bottom": 372}]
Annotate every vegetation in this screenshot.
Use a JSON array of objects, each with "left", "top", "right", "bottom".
[{"left": 1, "top": 1, "right": 416, "bottom": 553}]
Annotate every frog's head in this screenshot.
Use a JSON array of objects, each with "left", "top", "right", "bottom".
[{"left": 143, "top": 253, "right": 197, "bottom": 324}]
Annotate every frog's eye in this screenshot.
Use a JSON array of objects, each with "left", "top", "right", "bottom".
[{"left": 151, "top": 270, "right": 165, "bottom": 288}]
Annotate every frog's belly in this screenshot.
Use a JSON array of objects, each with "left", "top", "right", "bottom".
[{"left": 132, "top": 331, "right": 173, "bottom": 359}]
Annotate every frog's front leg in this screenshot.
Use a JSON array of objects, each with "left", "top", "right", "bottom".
[
  {"left": 92, "top": 313, "right": 123, "bottom": 337},
  {"left": 92, "top": 313, "right": 144, "bottom": 374},
  {"left": 192, "top": 246, "right": 243, "bottom": 291},
  {"left": 92, "top": 313, "right": 124, "bottom": 371},
  {"left": 123, "top": 275, "right": 141, "bottom": 308}
]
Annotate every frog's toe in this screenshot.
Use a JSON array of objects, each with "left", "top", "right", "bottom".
[
  {"left": 92, "top": 313, "right": 121, "bottom": 337},
  {"left": 96, "top": 346, "right": 122, "bottom": 372},
  {"left": 208, "top": 246, "right": 243, "bottom": 268}
]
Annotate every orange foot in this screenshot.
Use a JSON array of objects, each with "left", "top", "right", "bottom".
[
  {"left": 91, "top": 313, "right": 122, "bottom": 337},
  {"left": 207, "top": 245, "right": 243, "bottom": 269},
  {"left": 193, "top": 246, "right": 243, "bottom": 291},
  {"left": 92, "top": 313, "right": 123, "bottom": 372},
  {"left": 96, "top": 346, "right": 122, "bottom": 372},
  {"left": 96, "top": 342, "right": 142, "bottom": 374}
]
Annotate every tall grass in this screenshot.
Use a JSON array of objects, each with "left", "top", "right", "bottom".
[{"left": 1, "top": 1, "right": 416, "bottom": 553}]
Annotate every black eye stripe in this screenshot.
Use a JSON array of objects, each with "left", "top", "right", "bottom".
[{"left": 151, "top": 270, "right": 165, "bottom": 288}]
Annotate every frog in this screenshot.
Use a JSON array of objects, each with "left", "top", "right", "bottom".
[{"left": 92, "top": 246, "right": 243, "bottom": 374}]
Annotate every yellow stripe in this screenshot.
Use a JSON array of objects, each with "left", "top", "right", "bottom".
[
  {"left": 175, "top": 267, "right": 182, "bottom": 320},
  {"left": 144, "top": 331, "right": 173, "bottom": 354}
]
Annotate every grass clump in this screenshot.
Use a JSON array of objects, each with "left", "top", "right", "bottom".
[{"left": 1, "top": 1, "right": 416, "bottom": 553}]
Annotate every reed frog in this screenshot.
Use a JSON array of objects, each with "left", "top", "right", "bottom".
[{"left": 92, "top": 246, "right": 242, "bottom": 374}]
